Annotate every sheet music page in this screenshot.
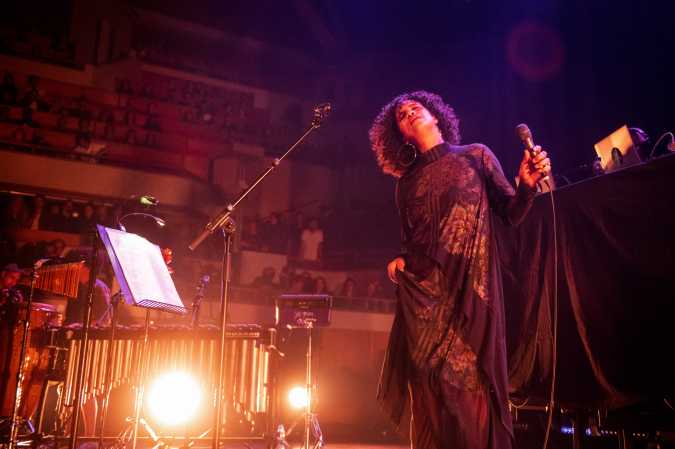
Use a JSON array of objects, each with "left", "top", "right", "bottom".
[{"left": 103, "top": 227, "right": 184, "bottom": 309}]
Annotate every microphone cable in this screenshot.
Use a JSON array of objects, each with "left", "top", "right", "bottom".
[
  {"left": 541, "top": 178, "right": 559, "bottom": 449},
  {"left": 649, "top": 132, "right": 675, "bottom": 159},
  {"left": 515, "top": 123, "right": 559, "bottom": 449}
]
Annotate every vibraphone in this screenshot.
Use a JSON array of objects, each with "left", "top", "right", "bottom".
[{"left": 50, "top": 323, "right": 274, "bottom": 437}]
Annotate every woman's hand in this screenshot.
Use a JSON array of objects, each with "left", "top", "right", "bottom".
[
  {"left": 387, "top": 256, "right": 406, "bottom": 284},
  {"left": 518, "top": 146, "right": 551, "bottom": 189}
]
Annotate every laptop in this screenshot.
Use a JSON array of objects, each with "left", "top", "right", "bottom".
[{"left": 594, "top": 125, "right": 642, "bottom": 172}]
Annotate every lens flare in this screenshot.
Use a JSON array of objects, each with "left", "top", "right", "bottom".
[
  {"left": 288, "top": 386, "right": 309, "bottom": 409},
  {"left": 147, "top": 371, "right": 201, "bottom": 426}
]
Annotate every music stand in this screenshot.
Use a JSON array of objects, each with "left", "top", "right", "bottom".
[
  {"left": 275, "top": 295, "right": 331, "bottom": 449},
  {"left": 96, "top": 225, "right": 187, "bottom": 449}
]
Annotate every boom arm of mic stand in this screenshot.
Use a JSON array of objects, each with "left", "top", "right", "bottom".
[{"left": 189, "top": 121, "right": 321, "bottom": 251}]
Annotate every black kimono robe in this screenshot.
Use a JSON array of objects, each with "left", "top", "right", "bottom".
[{"left": 378, "top": 142, "right": 535, "bottom": 449}]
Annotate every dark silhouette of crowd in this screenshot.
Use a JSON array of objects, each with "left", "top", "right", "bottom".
[{"left": 249, "top": 264, "right": 389, "bottom": 301}]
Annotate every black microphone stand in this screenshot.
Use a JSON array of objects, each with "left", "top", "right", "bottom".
[
  {"left": 188, "top": 104, "right": 330, "bottom": 449},
  {"left": 96, "top": 291, "right": 122, "bottom": 449},
  {"left": 7, "top": 259, "right": 47, "bottom": 449},
  {"left": 190, "top": 274, "right": 209, "bottom": 328},
  {"left": 182, "top": 274, "right": 210, "bottom": 449},
  {"left": 68, "top": 235, "right": 102, "bottom": 449}
]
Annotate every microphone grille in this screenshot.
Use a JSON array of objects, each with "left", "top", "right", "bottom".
[{"left": 515, "top": 123, "right": 532, "bottom": 142}]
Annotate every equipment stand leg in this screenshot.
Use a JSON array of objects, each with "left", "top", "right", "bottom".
[
  {"left": 97, "top": 293, "right": 121, "bottom": 449},
  {"left": 8, "top": 262, "right": 40, "bottom": 449},
  {"left": 131, "top": 310, "right": 151, "bottom": 449}
]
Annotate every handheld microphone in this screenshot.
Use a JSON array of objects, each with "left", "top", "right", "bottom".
[
  {"left": 515, "top": 123, "right": 536, "bottom": 155},
  {"left": 515, "top": 123, "right": 552, "bottom": 189}
]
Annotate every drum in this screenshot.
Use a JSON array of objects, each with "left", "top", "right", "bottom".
[{"left": 0, "top": 302, "right": 62, "bottom": 419}]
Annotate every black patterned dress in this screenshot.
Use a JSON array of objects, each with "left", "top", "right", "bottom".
[{"left": 377, "top": 142, "right": 535, "bottom": 449}]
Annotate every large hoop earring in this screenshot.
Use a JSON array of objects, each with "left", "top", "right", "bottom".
[{"left": 397, "top": 142, "right": 418, "bottom": 168}]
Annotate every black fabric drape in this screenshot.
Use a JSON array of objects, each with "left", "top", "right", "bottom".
[{"left": 499, "top": 154, "right": 675, "bottom": 407}]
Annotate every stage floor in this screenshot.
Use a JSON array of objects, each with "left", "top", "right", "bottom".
[
  {"left": 58, "top": 443, "right": 409, "bottom": 449},
  {"left": 217, "top": 444, "right": 407, "bottom": 449},
  {"left": 217, "top": 442, "right": 410, "bottom": 449}
]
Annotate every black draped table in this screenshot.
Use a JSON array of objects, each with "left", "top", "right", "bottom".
[{"left": 498, "top": 153, "right": 675, "bottom": 409}]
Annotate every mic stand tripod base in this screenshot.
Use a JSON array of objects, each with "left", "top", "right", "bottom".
[
  {"left": 1, "top": 418, "right": 37, "bottom": 446},
  {"left": 300, "top": 320, "right": 325, "bottom": 449}
]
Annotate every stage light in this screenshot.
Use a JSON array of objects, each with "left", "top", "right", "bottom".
[
  {"left": 147, "top": 371, "right": 201, "bottom": 426},
  {"left": 288, "top": 386, "right": 309, "bottom": 409}
]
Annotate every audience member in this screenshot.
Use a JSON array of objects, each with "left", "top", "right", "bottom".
[
  {"left": 78, "top": 203, "right": 96, "bottom": 233},
  {"left": 251, "top": 266, "right": 277, "bottom": 288},
  {"left": 287, "top": 275, "right": 306, "bottom": 294},
  {"left": 0, "top": 72, "right": 18, "bottom": 105},
  {"left": 318, "top": 204, "right": 337, "bottom": 248},
  {"left": 279, "top": 264, "right": 296, "bottom": 290},
  {"left": 0, "top": 263, "right": 23, "bottom": 292},
  {"left": 60, "top": 200, "right": 79, "bottom": 233},
  {"left": 144, "top": 130, "right": 159, "bottom": 147},
  {"left": 43, "top": 239, "right": 62, "bottom": 258},
  {"left": 1, "top": 195, "right": 29, "bottom": 230},
  {"left": 312, "top": 276, "right": 331, "bottom": 295},
  {"left": 125, "top": 128, "right": 137, "bottom": 145},
  {"left": 95, "top": 204, "right": 111, "bottom": 228},
  {"left": 0, "top": 263, "right": 24, "bottom": 322},
  {"left": 240, "top": 219, "right": 261, "bottom": 251},
  {"left": 100, "top": 109, "right": 115, "bottom": 139},
  {"left": 340, "top": 277, "right": 356, "bottom": 298},
  {"left": 141, "top": 82, "right": 153, "bottom": 98},
  {"left": 14, "top": 242, "right": 40, "bottom": 267},
  {"left": 72, "top": 116, "right": 101, "bottom": 152},
  {"left": 41, "top": 201, "right": 64, "bottom": 231},
  {"left": 20, "top": 75, "right": 49, "bottom": 112},
  {"left": 56, "top": 108, "right": 68, "bottom": 131},
  {"left": 366, "top": 279, "right": 383, "bottom": 298},
  {"left": 144, "top": 114, "right": 161, "bottom": 132},
  {"left": 0, "top": 104, "right": 9, "bottom": 122},
  {"left": 27, "top": 195, "right": 45, "bottom": 230},
  {"left": 116, "top": 78, "right": 134, "bottom": 95},
  {"left": 288, "top": 211, "right": 304, "bottom": 257},
  {"left": 53, "top": 239, "right": 67, "bottom": 258},
  {"left": 20, "top": 106, "right": 37, "bottom": 128},
  {"left": 299, "top": 218, "right": 324, "bottom": 262},
  {"left": 260, "top": 213, "right": 286, "bottom": 254},
  {"left": 299, "top": 271, "right": 314, "bottom": 292},
  {"left": 73, "top": 131, "right": 93, "bottom": 156}
]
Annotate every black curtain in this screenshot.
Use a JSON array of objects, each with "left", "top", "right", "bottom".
[{"left": 499, "top": 154, "right": 675, "bottom": 407}]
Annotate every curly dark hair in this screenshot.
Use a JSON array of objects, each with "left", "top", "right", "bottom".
[{"left": 368, "top": 91, "right": 461, "bottom": 178}]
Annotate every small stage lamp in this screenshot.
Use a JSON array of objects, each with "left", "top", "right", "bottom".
[{"left": 288, "top": 386, "right": 309, "bottom": 410}]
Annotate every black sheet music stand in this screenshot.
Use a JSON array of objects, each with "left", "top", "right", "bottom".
[
  {"left": 97, "top": 225, "right": 187, "bottom": 449},
  {"left": 275, "top": 295, "right": 331, "bottom": 449}
]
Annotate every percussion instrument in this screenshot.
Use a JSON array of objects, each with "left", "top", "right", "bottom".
[
  {"left": 50, "top": 324, "right": 273, "bottom": 436},
  {"left": 17, "top": 262, "right": 82, "bottom": 299},
  {"left": 0, "top": 302, "right": 62, "bottom": 419}
]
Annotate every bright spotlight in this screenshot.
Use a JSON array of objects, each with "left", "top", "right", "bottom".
[
  {"left": 288, "top": 386, "right": 309, "bottom": 410},
  {"left": 147, "top": 371, "right": 201, "bottom": 426}
]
